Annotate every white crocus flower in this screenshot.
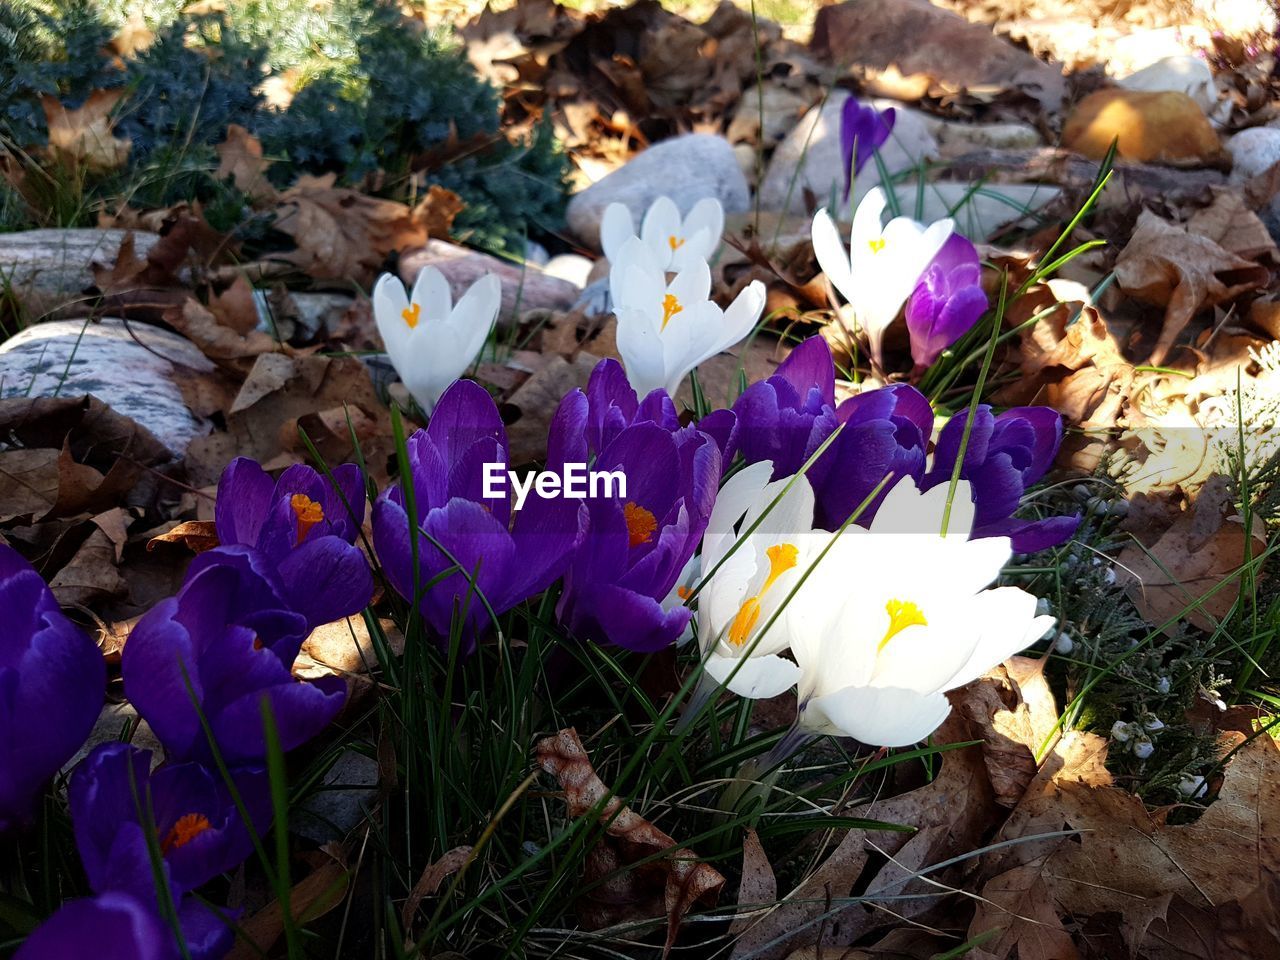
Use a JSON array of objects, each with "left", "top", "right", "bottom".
[
  {"left": 372, "top": 266, "right": 501, "bottom": 415},
  {"left": 601, "top": 195, "right": 724, "bottom": 273},
  {"left": 811, "top": 187, "right": 953, "bottom": 368},
  {"left": 787, "top": 477, "right": 1054, "bottom": 748},
  {"left": 695, "top": 461, "right": 825, "bottom": 700},
  {"left": 611, "top": 237, "right": 765, "bottom": 397}
]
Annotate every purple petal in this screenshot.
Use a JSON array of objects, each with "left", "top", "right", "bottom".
[
  {"left": 977, "top": 513, "right": 1081, "bottom": 553},
  {"left": 274, "top": 536, "right": 373, "bottom": 629},
  {"left": 426, "top": 379, "right": 508, "bottom": 469},
  {"left": 774, "top": 336, "right": 835, "bottom": 404},
  {"left": 15, "top": 893, "right": 175, "bottom": 960},
  {"left": 213, "top": 675, "right": 346, "bottom": 763},
  {"left": 214, "top": 458, "right": 275, "bottom": 548}
]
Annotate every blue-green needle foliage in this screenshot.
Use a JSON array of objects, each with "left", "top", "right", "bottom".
[{"left": 0, "top": 0, "right": 568, "bottom": 253}]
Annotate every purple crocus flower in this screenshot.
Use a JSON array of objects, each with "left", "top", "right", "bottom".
[
  {"left": 122, "top": 547, "right": 347, "bottom": 763},
  {"left": 214, "top": 458, "right": 372, "bottom": 629},
  {"left": 731, "top": 337, "right": 934, "bottom": 531},
  {"left": 583, "top": 358, "right": 679, "bottom": 456},
  {"left": 71, "top": 742, "right": 268, "bottom": 899},
  {"left": 372, "top": 379, "right": 580, "bottom": 649},
  {"left": 904, "top": 233, "right": 989, "bottom": 368},
  {"left": 15, "top": 893, "right": 177, "bottom": 960},
  {"left": 841, "top": 99, "right": 896, "bottom": 200},
  {"left": 62, "top": 742, "right": 268, "bottom": 959},
  {"left": 923, "top": 405, "right": 1080, "bottom": 552},
  {"left": 549, "top": 388, "right": 722, "bottom": 652},
  {"left": 0, "top": 544, "right": 104, "bottom": 832}
]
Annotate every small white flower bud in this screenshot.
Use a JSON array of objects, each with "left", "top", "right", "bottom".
[
  {"left": 1073, "top": 483, "right": 1091, "bottom": 500},
  {"left": 1054, "top": 634, "right": 1075, "bottom": 655},
  {"left": 1036, "top": 597, "right": 1051, "bottom": 617},
  {"left": 1157, "top": 676, "right": 1171, "bottom": 695},
  {"left": 1101, "top": 566, "right": 1116, "bottom": 586},
  {"left": 1111, "top": 720, "right": 1133, "bottom": 742},
  {"left": 1110, "top": 499, "right": 1129, "bottom": 518},
  {"left": 1133, "top": 738, "right": 1154, "bottom": 759},
  {"left": 1142, "top": 715, "right": 1164, "bottom": 732}
]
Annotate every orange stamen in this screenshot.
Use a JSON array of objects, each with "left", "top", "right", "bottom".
[
  {"left": 661, "top": 293, "right": 683, "bottom": 331},
  {"left": 290, "top": 493, "right": 325, "bottom": 545},
  {"left": 727, "top": 543, "right": 799, "bottom": 646},
  {"left": 623, "top": 502, "right": 658, "bottom": 547},
  {"left": 401, "top": 303, "right": 421, "bottom": 328},
  {"left": 161, "top": 813, "right": 213, "bottom": 854},
  {"left": 668, "top": 235, "right": 685, "bottom": 251}
]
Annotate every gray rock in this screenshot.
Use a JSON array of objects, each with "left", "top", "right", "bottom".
[
  {"left": 543, "top": 253, "right": 594, "bottom": 288},
  {"left": 925, "top": 119, "right": 1043, "bottom": 157},
  {"left": 293, "top": 749, "right": 379, "bottom": 843},
  {"left": 399, "top": 240, "right": 581, "bottom": 326},
  {"left": 0, "top": 228, "right": 162, "bottom": 320},
  {"left": 727, "top": 83, "right": 813, "bottom": 149},
  {"left": 67, "top": 702, "right": 165, "bottom": 772},
  {"left": 0, "top": 318, "right": 213, "bottom": 454},
  {"left": 1229, "top": 127, "right": 1280, "bottom": 220},
  {"left": 566, "top": 134, "right": 750, "bottom": 249},
  {"left": 758, "top": 94, "right": 939, "bottom": 215}
]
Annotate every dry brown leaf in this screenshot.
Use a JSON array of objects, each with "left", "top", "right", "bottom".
[
  {"left": 410, "top": 185, "right": 465, "bottom": 241},
  {"left": 1116, "top": 474, "right": 1267, "bottom": 630},
  {"left": 215, "top": 124, "right": 278, "bottom": 204},
  {"left": 270, "top": 174, "right": 455, "bottom": 283},
  {"left": 729, "top": 828, "right": 777, "bottom": 938},
  {"left": 226, "top": 847, "right": 349, "bottom": 960},
  {"left": 1185, "top": 189, "right": 1280, "bottom": 265},
  {"left": 732, "top": 715, "right": 997, "bottom": 960},
  {"left": 48, "top": 525, "right": 127, "bottom": 607},
  {"left": 209, "top": 275, "right": 262, "bottom": 336},
  {"left": 954, "top": 656, "right": 1060, "bottom": 808},
  {"left": 401, "top": 846, "right": 473, "bottom": 931},
  {"left": 145, "top": 520, "right": 220, "bottom": 555},
  {"left": 503, "top": 352, "right": 600, "bottom": 466},
  {"left": 536, "top": 728, "right": 726, "bottom": 956},
  {"left": 972, "top": 726, "right": 1280, "bottom": 960},
  {"left": 297, "top": 615, "right": 404, "bottom": 678},
  {"left": 996, "top": 306, "right": 1135, "bottom": 431},
  {"left": 1114, "top": 210, "right": 1270, "bottom": 366},
  {"left": 41, "top": 89, "right": 130, "bottom": 171},
  {"left": 162, "top": 297, "right": 284, "bottom": 369}
]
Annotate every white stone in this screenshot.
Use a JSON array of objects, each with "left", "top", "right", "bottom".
[
  {"left": 1228, "top": 127, "right": 1280, "bottom": 182},
  {"left": 1118, "top": 56, "right": 1221, "bottom": 119},
  {"left": 0, "top": 228, "right": 162, "bottom": 319},
  {"left": 542, "top": 253, "right": 594, "bottom": 288},
  {"left": 757, "top": 93, "right": 939, "bottom": 215},
  {"left": 0, "top": 318, "right": 213, "bottom": 454},
  {"left": 566, "top": 134, "right": 750, "bottom": 249}
]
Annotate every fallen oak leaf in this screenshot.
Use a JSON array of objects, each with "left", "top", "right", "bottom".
[
  {"left": 729, "top": 828, "right": 777, "bottom": 938},
  {"left": 215, "top": 124, "right": 278, "bottom": 204},
  {"left": 41, "top": 89, "right": 130, "bottom": 171},
  {"left": 1114, "top": 210, "right": 1270, "bottom": 366},
  {"left": 536, "top": 728, "right": 726, "bottom": 956},
  {"left": 1116, "top": 474, "right": 1267, "bottom": 631},
  {"left": 162, "top": 296, "right": 284, "bottom": 370},
  {"left": 225, "top": 846, "right": 350, "bottom": 960}
]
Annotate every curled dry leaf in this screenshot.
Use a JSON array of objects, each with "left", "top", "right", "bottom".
[
  {"left": 215, "top": 124, "right": 278, "bottom": 205},
  {"left": 162, "top": 297, "right": 285, "bottom": 370},
  {"left": 1114, "top": 210, "right": 1270, "bottom": 366},
  {"left": 995, "top": 306, "right": 1134, "bottom": 431},
  {"left": 226, "top": 845, "right": 350, "bottom": 960},
  {"left": 41, "top": 89, "right": 131, "bottom": 171},
  {"left": 1116, "top": 474, "right": 1268, "bottom": 631},
  {"left": 535, "top": 728, "right": 726, "bottom": 956},
  {"left": 145, "top": 520, "right": 220, "bottom": 555},
  {"left": 401, "top": 846, "right": 474, "bottom": 932},
  {"left": 954, "top": 656, "right": 1060, "bottom": 808}
]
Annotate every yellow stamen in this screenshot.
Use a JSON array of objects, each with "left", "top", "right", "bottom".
[
  {"left": 401, "top": 303, "right": 421, "bottom": 329},
  {"left": 868, "top": 237, "right": 886, "bottom": 254},
  {"left": 161, "top": 813, "right": 213, "bottom": 854},
  {"left": 727, "top": 543, "right": 799, "bottom": 646},
  {"left": 290, "top": 493, "right": 325, "bottom": 545},
  {"left": 878, "top": 598, "right": 927, "bottom": 651},
  {"left": 661, "top": 293, "right": 683, "bottom": 331},
  {"left": 668, "top": 235, "right": 685, "bottom": 251},
  {"left": 623, "top": 502, "right": 657, "bottom": 547}
]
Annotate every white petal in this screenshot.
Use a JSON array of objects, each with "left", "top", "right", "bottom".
[
  {"left": 453, "top": 273, "right": 501, "bottom": 365},
  {"left": 706, "top": 653, "right": 802, "bottom": 700},
  {"left": 640, "top": 195, "right": 682, "bottom": 270},
  {"left": 681, "top": 197, "right": 724, "bottom": 260},
  {"left": 600, "top": 202, "right": 636, "bottom": 263},
  {"left": 851, "top": 188, "right": 888, "bottom": 251},
  {"left": 615, "top": 308, "right": 668, "bottom": 398},
  {"left": 410, "top": 264, "right": 453, "bottom": 322},
  {"left": 811, "top": 208, "right": 856, "bottom": 304},
  {"left": 801, "top": 685, "right": 952, "bottom": 747},
  {"left": 372, "top": 273, "right": 411, "bottom": 358},
  {"left": 940, "top": 588, "right": 1052, "bottom": 692}
]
